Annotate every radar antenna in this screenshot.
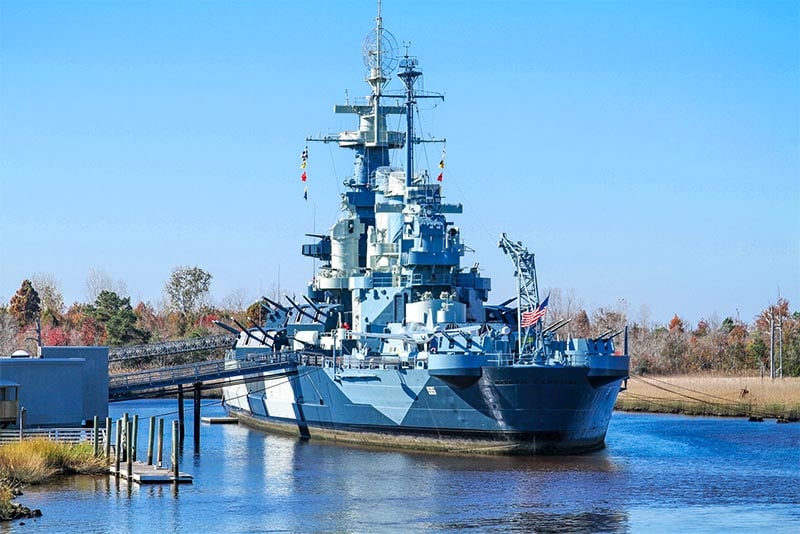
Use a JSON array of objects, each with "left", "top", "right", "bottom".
[{"left": 362, "top": 0, "right": 398, "bottom": 91}]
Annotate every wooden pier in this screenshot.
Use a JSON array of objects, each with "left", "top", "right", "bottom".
[
  {"left": 109, "top": 417, "right": 193, "bottom": 485},
  {"left": 110, "top": 461, "right": 193, "bottom": 484},
  {"left": 201, "top": 416, "right": 238, "bottom": 424}
]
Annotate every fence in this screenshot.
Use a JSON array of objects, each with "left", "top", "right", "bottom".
[{"left": 0, "top": 427, "right": 106, "bottom": 445}]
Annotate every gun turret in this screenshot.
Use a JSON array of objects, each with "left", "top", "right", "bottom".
[
  {"left": 248, "top": 317, "right": 275, "bottom": 342},
  {"left": 285, "top": 294, "right": 324, "bottom": 324},
  {"left": 302, "top": 295, "right": 329, "bottom": 318},
  {"left": 231, "top": 317, "right": 267, "bottom": 345}
]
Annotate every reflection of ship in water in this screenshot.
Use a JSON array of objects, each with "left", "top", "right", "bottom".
[
  {"left": 443, "top": 510, "right": 629, "bottom": 533},
  {"left": 220, "top": 4, "right": 629, "bottom": 454}
]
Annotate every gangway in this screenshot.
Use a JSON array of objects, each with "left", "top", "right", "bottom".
[
  {"left": 108, "top": 334, "right": 236, "bottom": 363},
  {"left": 109, "top": 351, "right": 298, "bottom": 400}
]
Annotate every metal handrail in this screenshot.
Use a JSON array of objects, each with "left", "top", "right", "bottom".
[{"left": 108, "top": 351, "right": 300, "bottom": 395}]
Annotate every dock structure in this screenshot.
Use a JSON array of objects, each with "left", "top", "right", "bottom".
[
  {"left": 201, "top": 416, "right": 238, "bottom": 424},
  {"left": 109, "top": 462, "right": 193, "bottom": 484}
]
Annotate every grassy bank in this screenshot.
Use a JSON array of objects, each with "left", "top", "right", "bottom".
[
  {"left": 0, "top": 439, "right": 108, "bottom": 521},
  {"left": 615, "top": 374, "right": 800, "bottom": 419}
]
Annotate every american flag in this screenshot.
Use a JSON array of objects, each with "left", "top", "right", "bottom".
[{"left": 521, "top": 295, "right": 549, "bottom": 328}]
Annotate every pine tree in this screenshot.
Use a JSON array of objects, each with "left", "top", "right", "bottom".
[{"left": 8, "top": 279, "right": 41, "bottom": 328}]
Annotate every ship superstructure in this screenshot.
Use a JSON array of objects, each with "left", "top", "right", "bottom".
[{"left": 221, "top": 5, "right": 629, "bottom": 454}]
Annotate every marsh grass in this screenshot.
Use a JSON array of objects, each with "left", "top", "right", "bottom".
[
  {"left": 616, "top": 374, "right": 800, "bottom": 419},
  {"left": 0, "top": 439, "right": 109, "bottom": 519},
  {"left": 0, "top": 483, "right": 17, "bottom": 521}
]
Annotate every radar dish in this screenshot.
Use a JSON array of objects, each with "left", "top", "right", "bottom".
[{"left": 362, "top": 27, "right": 398, "bottom": 78}]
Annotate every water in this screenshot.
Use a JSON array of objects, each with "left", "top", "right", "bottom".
[{"left": 10, "top": 400, "right": 800, "bottom": 533}]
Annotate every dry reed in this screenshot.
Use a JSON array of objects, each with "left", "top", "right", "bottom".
[
  {"left": 0, "top": 438, "right": 110, "bottom": 520},
  {"left": 616, "top": 374, "right": 800, "bottom": 419},
  {"left": 0, "top": 439, "right": 108, "bottom": 485}
]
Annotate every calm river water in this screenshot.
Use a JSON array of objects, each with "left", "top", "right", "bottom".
[{"left": 9, "top": 400, "right": 800, "bottom": 533}]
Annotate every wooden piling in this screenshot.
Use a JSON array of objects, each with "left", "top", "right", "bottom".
[
  {"left": 171, "top": 420, "right": 179, "bottom": 480},
  {"left": 178, "top": 385, "right": 185, "bottom": 442},
  {"left": 193, "top": 382, "right": 201, "bottom": 448},
  {"left": 121, "top": 413, "right": 129, "bottom": 461},
  {"left": 114, "top": 419, "right": 122, "bottom": 474},
  {"left": 105, "top": 417, "right": 112, "bottom": 458},
  {"left": 157, "top": 418, "right": 164, "bottom": 467},
  {"left": 147, "top": 416, "right": 155, "bottom": 465},
  {"left": 93, "top": 415, "right": 99, "bottom": 456},
  {"left": 132, "top": 415, "right": 139, "bottom": 461},
  {"left": 126, "top": 421, "right": 133, "bottom": 479}
]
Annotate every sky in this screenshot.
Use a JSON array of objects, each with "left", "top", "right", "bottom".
[{"left": 0, "top": 0, "right": 798, "bottom": 326}]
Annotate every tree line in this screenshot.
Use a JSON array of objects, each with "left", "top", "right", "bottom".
[{"left": 1, "top": 270, "right": 798, "bottom": 376}]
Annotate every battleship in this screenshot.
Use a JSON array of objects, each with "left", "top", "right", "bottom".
[{"left": 220, "top": 7, "right": 630, "bottom": 454}]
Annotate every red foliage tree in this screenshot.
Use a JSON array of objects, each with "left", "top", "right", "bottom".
[
  {"left": 42, "top": 326, "right": 70, "bottom": 346},
  {"left": 668, "top": 314, "right": 685, "bottom": 333}
]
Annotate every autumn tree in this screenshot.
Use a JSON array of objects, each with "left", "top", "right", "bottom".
[
  {"left": 592, "top": 303, "right": 627, "bottom": 337},
  {"left": 246, "top": 300, "right": 265, "bottom": 325},
  {"left": 783, "top": 311, "right": 800, "bottom": 376},
  {"left": 754, "top": 299, "right": 797, "bottom": 376},
  {"left": 668, "top": 314, "right": 685, "bottom": 333},
  {"left": 571, "top": 309, "right": 592, "bottom": 338},
  {"left": 64, "top": 303, "right": 105, "bottom": 345},
  {"left": 164, "top": 266, "right": 212, "bottom": 335},
  {"left": 87, "top": 290, "right": 149, "bottom": 346},
  {"left": 8, "top": 279, "right": 41, "bottom": 328},
  {"left": 85, "top": 268, "right": 127, "bottom": 303},
  {"left": 0, "top": 308, "right": 18, "bottom": 355},
  {"left": 134, "top": 302, "right": 170, "bottom": 342},
  {"left": 32, "top": 272, "right": 65, "bottom": 327}
]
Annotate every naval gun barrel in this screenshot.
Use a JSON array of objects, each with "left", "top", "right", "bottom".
[
  {"left": 438, "top": 330, "right": 468, "bottom": 351},
  {"left": 302, "top": 295, "right": 329, "bottom": 318},
  {"left": 231, "top": 317, "right": 267, "bottom": 345},
  {"left": 248, "top": 317, "right": 275, "bottom": 342},
  {"left": 498, "top": 296, "right": 517, "bottom": 308},
  {"left": 259, "top": 303, "right": 278, "bottom": 321},
  {"left": 262, "top": 296, "right": 290, "bottom": 313},
  {"left": 284, "top": 294, "right": 324, "bottom": 324},
  {"left": 288, "top": 336, "right": 316, "bottom": 348},
  {"left": 439, "top": 330, "right": 455, "bottom": 342},
  {"left": 543, "top": 317, "right": 572, "bottom": 334},
  {"left": 213, "top": 320, "right": 240, "bottom": 336},
  {"left": 594, "top": 329, "right": 614, "bottom": 343},
  {"left": 601, "top": 329, "right": 625, "bottom": 341}
]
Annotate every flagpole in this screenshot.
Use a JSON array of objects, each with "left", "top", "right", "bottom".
[
  {"left": 516, "top": 254, "right": 523, "bottom": 360},
  {"left": 532, "top": 251, "right": 541, "bottom": 358}
]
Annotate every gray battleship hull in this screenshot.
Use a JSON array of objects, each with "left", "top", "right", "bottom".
[{"left": 223, "top": 363, "right": 625, "bottom": 454}]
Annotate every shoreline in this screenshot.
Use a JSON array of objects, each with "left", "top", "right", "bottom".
[{"left": 614, "top": 374, "right": 800, "bottom": 420}]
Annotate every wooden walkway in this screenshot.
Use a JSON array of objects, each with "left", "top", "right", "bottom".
[{"left": 110, "top": 461, "right": 193, "bottom": 484}]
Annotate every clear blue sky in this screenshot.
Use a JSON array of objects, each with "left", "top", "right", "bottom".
[{"left": 1, "top": 0, "right": 798, "bottom": 326}]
